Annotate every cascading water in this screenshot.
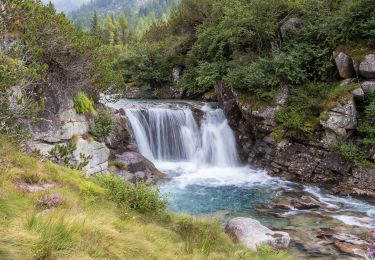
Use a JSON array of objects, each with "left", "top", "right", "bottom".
[
  {"left": 125, "top": 104, "right": 239, "bottom": 167},
  {"left": 108, "top": 99, "right": 375, "bottom": 258}
]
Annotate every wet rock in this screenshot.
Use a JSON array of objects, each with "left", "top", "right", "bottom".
[
  {"left": 225, "top": 217, "right": 290, "bottom": 250},
  {"left": 202, "top": 90, "right": 218, "bottom": 102},
  {"left": 359, "top": 54, "right": 375, "bottom": 79},
  {"left": 105, "top": 113, "right": 130, "bottom": 151},
  {"left": 335, "top": 52, "right": 355, "bottom": 79},
  {"left": 292, "top": 196, "right": 322, "bottom": 210},
  {"left": 114, "top": 152, "right": 166, "bottom": 183},
  {"left": 37, "top": 193, "right": 67, "bottom": 209}
]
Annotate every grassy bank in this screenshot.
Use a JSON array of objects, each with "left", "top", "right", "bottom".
[{"left": 0, "top": 137, "right": 289, "bottom": 259}]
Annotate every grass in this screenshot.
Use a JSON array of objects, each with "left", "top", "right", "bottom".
[{"left": 0, "top": 136, "right": 290, "bottom": 260}]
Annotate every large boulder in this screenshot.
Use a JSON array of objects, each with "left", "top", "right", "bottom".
[
  {"left": 114, "top": 152, "right": 166, "bottom": 183},
  {"left": 335, "top": 52, "right": 355, "bottom": 79},
  {"left": 320, "top": 99, "right": 357, "bottom": 139},
  {"left": 359, "top": 54, "right": 375, "bottom": 79},
  {"left": 225, "top": 217, "right": 290, "bottom": 250},
  {"left": 73, "top": 137, "right": 110, "bottom": 174}
]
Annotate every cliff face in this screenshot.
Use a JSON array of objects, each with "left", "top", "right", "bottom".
[{"left": 215, "top": 50, "right": 375, "bottom": 198}]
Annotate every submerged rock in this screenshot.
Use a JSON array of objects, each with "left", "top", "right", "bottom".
[{"left": 225, "top": 217, "right": 290, "bottom": 250}]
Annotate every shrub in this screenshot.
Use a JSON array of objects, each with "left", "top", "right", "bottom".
[
  {"left": 48, "top": 144, "right": 91, "bottom": 170},
  {"left": 73, "top": 92, "right": 95, "bottom": 115},
  {"left": 96, "top": 174, "right": 167, "bottom": 214},
  {"left": 89, "top": 108, "right": 115, "bottom": 139},
  {"left": 275, "top": 109, "right": 310, "bottom": 135},
  {"left": 333, "top": 141, "right": 366, "bottom": 165}
]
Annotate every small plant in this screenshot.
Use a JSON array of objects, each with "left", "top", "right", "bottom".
[
  {"left": 275, "top": 109, "right": 310, "bottom": 135},
  {"left": 97, "top": 174, "right": 167, "bottom": 214},
  {"left": 48, "top": 144, "right": 92, "bottom": 170},
  {"left": 89, "top": 108, "right": 115, "bottom": 139},
  {"left": 37, "top": 193, "right": 67, "bottom": 209},
  {"left": 73, "top": 91, "right": 95, "bottom": 115}
]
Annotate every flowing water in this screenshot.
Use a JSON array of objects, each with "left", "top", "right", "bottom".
[{"left": 109, "top": 99, "right": 375, "bottom": 259}]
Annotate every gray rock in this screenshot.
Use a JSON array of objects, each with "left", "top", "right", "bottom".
[
  {"left": 352, "top": 88, "right": 365, "bottom": 101},
  {"left": 172, "top": 67, "right": 181, "bottom": 83},
  {"left": 73, "top": 138, "right": 110, "bottom": 174},
  {"left": 339, "top": 78, "right": 356, "bottom": 87},
  {"left": 359, "top": 54, "right": 375, "bottom": 79},
  {"left": 225, "top": 217, "right": 290, "bottom": 250},
  {"left": 361, "top": 81, "right": 375, "bottom": 94},
  {"left": 335, "top": 52, "right": 355, "bottom": 79},
  {"left": 280, "top": 17, "right": 301, "bottom": 39},
  {"left": 320, "top": 99, "right": 357, "bottom": 138},
  {"left": 114, "top": 152, "right": 166, "bottom": 183}
]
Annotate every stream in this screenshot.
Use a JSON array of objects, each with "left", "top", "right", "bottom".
[{"left": 108, "top": 99, "right": 375, "bottom": 259}]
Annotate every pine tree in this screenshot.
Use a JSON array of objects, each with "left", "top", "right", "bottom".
[
  {"left": 118, "top": 13, "right": 130, "bottom": 45},
  {"left": 90, "top": 10, "right": 100, "bottom": 36}
]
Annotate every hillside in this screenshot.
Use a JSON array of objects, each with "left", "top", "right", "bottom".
[
  {"left": 69, "top": 0, "right": 180, "bottom": 31},
  {"left": 0, "top": 136, "right": 289, "bottom": 259}
]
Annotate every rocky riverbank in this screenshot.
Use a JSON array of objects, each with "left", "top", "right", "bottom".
[{"left": 214, "top": 51, "right": 375, "bottom": 199}]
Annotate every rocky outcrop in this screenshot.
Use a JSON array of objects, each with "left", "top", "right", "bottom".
[
  {"left": 215, "top": 78, "right": 375, "bottom": 197},
  {"left": 359, "top": 54, "right": 375, "bottom": 79},
  {"left": 225, "top": 217, "right": 290, "bottom": 250},
  {"left": 320, "top": 99, "right": 357, "bottom": 143},
  {"left": 335, "top": 52, "right": 355, "bottom": 79},
  {"left": 73, "top": 137, "right": 110, "bottom": 175},
  {"left": 110, "top": 151, "right": 166, "bottom": 183}
]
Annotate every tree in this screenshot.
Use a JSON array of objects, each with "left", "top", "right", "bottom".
[
  {"left": 118, "top": 13, "right": 129, "bottom": 45},
  {"left": 90, "top": 10, "right": 101, "bottom": 37}
]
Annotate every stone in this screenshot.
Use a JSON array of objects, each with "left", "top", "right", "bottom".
[
  {"left": 335, "top": 52, "right": 355, "bottom": 79},
  {"left": 73, "top": 138, "right": 110, "bottom": 174},
  {"left": 105, "top": 113, "right": 130, "bottom": 150},
  {"left": 359, "top": 54, "right": 375, "bottom": 79},
  {"left": 320, "top": 99, "right": 357, "bottom": 138},
  {"left": 15, "top": 180, "right": 57, "bottom": 193},
  {"left": 225, "top": 217, "right": 290, "bottom": 250},
  {"left": 291, "top": 196, "right": 321, "bottom": 210},
  {"left": 339, "top": 78, "right": 356, "bottom": 87},
  {"left": 37, "top": 193, "right": 67, "bottom": 209},
  {"left": 361, "top": 81, "right": 375, "bottom": 94},
  {"left": 280, "top": 17, "right": 301, "bottom": 39},
  {"left": 114, "top": 152, "right": 166, "bottom": 183},
  {"left": 172, "top": 67, "right": 181, "bottom": 83},
  {"left": 352, "top": 88, "right": 365, "bottom": 101}
]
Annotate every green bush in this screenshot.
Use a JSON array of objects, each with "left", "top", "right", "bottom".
[
  {"left": 73, "top": 92, "right": 95, "bottom": 115},
  {"left": 358, "top": 123, "right": 375, "bottom": 147},
  {"left": 275, "top": 109, "right": 310, "bottom": 135},
  {"left": 89, "top": 108, "right": 115, "bottom": 139},
  {"left": 333, "top": 141, "right": 366, "bottom": 165},
  {"left": 96, "top": 174, "right": 167, "bottom": 214}
]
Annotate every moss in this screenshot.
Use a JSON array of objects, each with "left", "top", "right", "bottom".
[{"left": 335, "top": 41, "right": 375, "bottom": 62}]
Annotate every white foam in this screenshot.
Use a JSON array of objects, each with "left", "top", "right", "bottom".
[{"left": 332, "top": 215, "right": 375, "bottom": 229}]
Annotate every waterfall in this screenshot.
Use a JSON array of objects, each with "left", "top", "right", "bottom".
[{"left": 125, "top": 104, "right": 239, "bottom": 167}]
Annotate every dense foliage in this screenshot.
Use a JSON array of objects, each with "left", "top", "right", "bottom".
[
  {"left": 89, "top": 108, "right": 116, "bottom": 139},
  {"left": 118, "top": 0, "right": 375, "bottom": 164},
  {"left": 0, "top": 0, "right": 123, "bottom": 137}
]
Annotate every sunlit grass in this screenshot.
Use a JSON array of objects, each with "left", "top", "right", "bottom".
[{"left": 0, "top": 136, "right": 290, "bottom": 259}]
